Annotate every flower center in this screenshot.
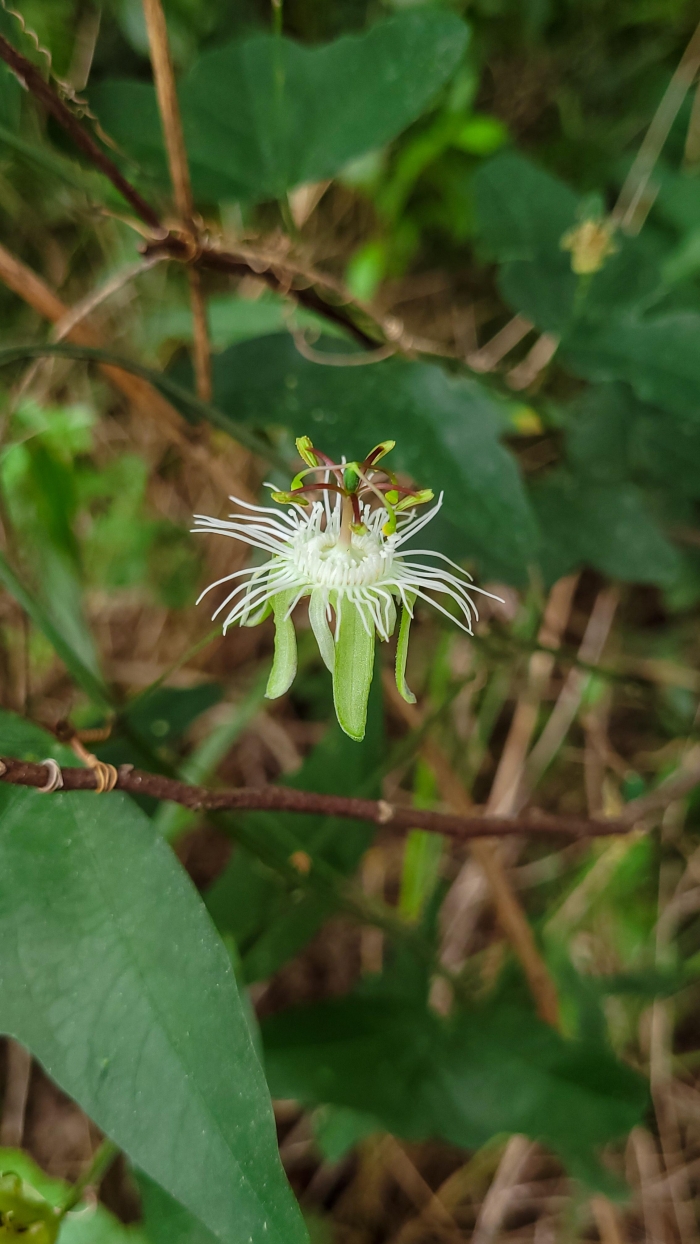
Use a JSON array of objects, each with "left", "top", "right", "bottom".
[{"left": 292, "top": 529, "right": 391, "bottom": 589}]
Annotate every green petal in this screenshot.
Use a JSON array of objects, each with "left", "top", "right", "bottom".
[
  {"left": 395, "top": 592, "right": 416, "bottom": 704},
  {"left": 265, "top": 591, "right": 298, "bottom": 699},
  {"left": 309, "top": 588, "right": 335, "bottom": 672},
  {"left": 333, "top": 600, "right": 375, "bottom": 741}
]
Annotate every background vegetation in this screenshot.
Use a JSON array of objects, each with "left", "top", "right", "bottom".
[{"left": 2, "top": 0, "right": 700, "bottom": 1240}]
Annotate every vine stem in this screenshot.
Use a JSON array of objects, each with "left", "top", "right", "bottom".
[
  {"left": 0, "top": 755, "right": 657, "bottom": 841},
  {"left": 58, "top": 1138, "right": 120, "bottom": 1219}
]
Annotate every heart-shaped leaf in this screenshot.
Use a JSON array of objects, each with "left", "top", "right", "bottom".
[{"left": 90, "top": 11, "right": 468, "bottom": 204}]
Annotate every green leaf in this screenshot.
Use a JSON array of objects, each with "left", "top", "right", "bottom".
[
  {"left": 266, "top": 591, "right": 299, "bottom": 699},
  {"left": 566, "top": 382, "right": 700, "bottom": 499},
  {"left": 530, "top": 469, "right": 680, "bottom": 587},
  {"left": 0, "top": 708, "right": 75, "bottom": 766},
  {"left": 0, "top": 1148, "right": 148, "bottom": 1244},
  {"left": 0, "top": 716, "right": 307, "bottom": 1244},
  {"left": 333, "top": 601, "right": 375, "bottom": 742},
  {"left": 0, "top": 549, "right": 111, "bottom": 709},
  {"left": 473, "top": 154, "right": 663, "bottom": 333},
  {"left": 473, "top": 152, "right": 578, "bottom": 332},
  {"left": 210, "top": 334, "right": 536, "bottom": 582},
  {"left": 90, "top": 12, "right": 469, "bottom": 204},
  {"left": 262, "top": 991, "right": 648, "bottom": 1187},
  {"left": 564, "top": 313, "right": 700, "bottom": 419},
  {"left": 0, "top": 62, "right": 21, "bottom": 130},
  {"left": 207, "top": 678, "right": 384, "bottom": 982},
  {"left": 137, "top": 1172, "right": 218, "bottom": 1244}
]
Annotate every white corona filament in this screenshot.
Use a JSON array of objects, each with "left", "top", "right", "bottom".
[{"left": 194, "top": 491, "right": 501, "bottom": 640}]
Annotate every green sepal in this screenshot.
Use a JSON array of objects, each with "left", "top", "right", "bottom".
[
  {"left": 265, "top": 591, "right": 298, "bottom": 699},
  {"left": 395, "top": 592, "right": 416, "bottom": 704},
  {"left": 309, "top": 588, "right": 335, "bottom": 673},
  {"left": 333, "top": 601, "right": 375, "bottom": 741}
]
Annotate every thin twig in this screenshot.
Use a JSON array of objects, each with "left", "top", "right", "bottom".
[
  {"left": 0, "top": 755, "right": 635, "bottom": 839},
  {"left": 612, "top": 18, "right": 700, "bottom": 232}
]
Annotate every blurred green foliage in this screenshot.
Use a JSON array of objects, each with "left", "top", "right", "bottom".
[{"left": 1, "top": 0, "right": 700, "bottom": 1239}]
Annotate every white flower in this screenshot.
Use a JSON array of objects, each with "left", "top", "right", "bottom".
[{"left": 194, "top": 438, "right": 501, "bottom": 741}]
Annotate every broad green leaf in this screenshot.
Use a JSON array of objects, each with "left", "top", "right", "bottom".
[
  {"left": 207, "top": 676, "right": 384, "bottom": 982},
  {"left": 333, "top": 601, "right": 375, "bottom": 742},
  {"left": 473, "top": 154, "right": 663, "bottom": 333},
  {"left": 564, "top": 313, "right": 700, "bottom": 419},
  {"left": 184, "top": 11, "right": 469, "bottom": 201},
  {"left": 210, "top": 334, "right": 536, "bottom": 582},
  {"left": 137, "top": 1172, "right": 217, "bottom": 1244},
  {"left": 0, "top": 1148, "right": 148, "bottom": 1244},
  {"left": 0, "top": 709, "right": 75, "bottom": 765},
  {"left": 566, "top": 382, "right": 700, "bottom": 499},
  {"left": 90, "top": 12, "right": 469, "bottom": 204},
  {"left": 530, "top": 469, "right": 680, "bottom": 587},
  {"left": 473, "top": 152, "right": 578, "bottom": 332},
  {"left": 0, "top": 716, "right": 307, "bottom": 1244},
  {"left": 262, "top": 991, "right": 648, "bottom": 1186}
]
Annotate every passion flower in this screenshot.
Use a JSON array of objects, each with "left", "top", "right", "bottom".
[{"left": 194, "top": 437, "right": 500, "bottom": 741}]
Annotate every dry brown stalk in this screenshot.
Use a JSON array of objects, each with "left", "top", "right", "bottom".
[
  {"left": 141, "top": 0, "right": 212, "bottom": 402},
  {"left": 629, "top": 1128, "right": 667, "bottom": 1244},
  {"left": 517, "top": 585, "right": 620, "bottom": 809},
  {"left": 489, "top": 574, "right": 580, "bottom": 816},
  {"left": 612, "top": 18, "right": 700, "bottom": 231},
  {"left": 471, "top": 1134, "right": 533, "bottom": 1244},
  {"left": 379, "top": 1137, "right": 461, "bottom": 1241},
  {"left": 382, "top": 674, "right": 561, "bottom": 1027},
  {"left": 466, "top": 313, "right": 533, "bottom": 373},
  {"left": 436, "top": 575, "right": 579, "bottom": 1019},
  {"left": 590, "top": 1194, "right": 627, "bottom": 1244}
]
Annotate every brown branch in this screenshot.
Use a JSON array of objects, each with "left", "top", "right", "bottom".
[
  {"left": 0, "top": 33, "right": 162, "bottom": 231},
  {"left": 0, "top": 30, "right": 384, "bottom": 352},
  {"left": 0, "top": 756, "right": 635, "bottom": 840}
]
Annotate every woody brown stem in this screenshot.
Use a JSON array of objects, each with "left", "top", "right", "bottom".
[
  {"left": 0, "top": 34, "right": 162, "bottom": 230},
  {"left": 0, "top": 756, "right": 638, "bottom": 840}
]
